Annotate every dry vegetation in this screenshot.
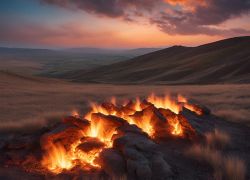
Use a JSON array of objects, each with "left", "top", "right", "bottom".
[
  {"left": 0, "top": 71, "right": 250, "bottom": 132},
  {"left": 187, "top": 129, "right": 246, "bottom": 180}
]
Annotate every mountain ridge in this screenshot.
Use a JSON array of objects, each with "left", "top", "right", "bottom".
[{"left": 67, "top": 36, "right": 250, "bottom": 84}]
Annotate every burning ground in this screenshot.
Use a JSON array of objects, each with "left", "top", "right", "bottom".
[
  {"left": 0, "top": 93, "right": 249, "bottom": 179},
  {"left": 0, "top": 72, "right": 250, "bottom": 179}
]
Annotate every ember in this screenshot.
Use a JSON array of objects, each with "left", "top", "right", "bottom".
[
  {"left": 1, "top": 94, "right": 210, "bottom": 179},
  {"left": 40, "top": 94, "right": 201, "bottom": 174}
]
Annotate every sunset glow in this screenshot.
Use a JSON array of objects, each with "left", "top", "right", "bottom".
[{"left": 0, "top": 0, "right": 249, "bottom": 48}]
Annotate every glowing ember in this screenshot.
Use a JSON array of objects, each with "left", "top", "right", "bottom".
[
  {"left": 169, "top": 116, "right": 183, "bottom": 136},
  {"left": 41, "top": 94, "right": 199, "bottom": 174},
  {"left": 178, "top": 95, "right": 203, "bottom": 115},
  {"left": 41, "top": 143, "right": 73, "bottom": 174}
]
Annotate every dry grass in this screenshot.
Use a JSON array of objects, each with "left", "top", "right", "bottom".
[
  {"left": 187, "top": 129, "right": 246, "bottom": 180},
  {"left": 223, "top": 156, "right": 246, "bottom": 180},
  {"left": 1, "top": 72, "right": 250, "bottom": 132},
  {"left": 205, "top": 129, "right": 231, "bottom": 149}
]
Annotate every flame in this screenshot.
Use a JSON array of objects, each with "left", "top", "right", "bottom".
[
  {"left": 110, "top": 96, "right": 116, "bottom": 106},
  {"left": 70, "top": 140, "right": 101, "bottom": 169},
  {"left": 71, "top": 110, "right": 80, "bottom": 117},
  {"left": 127, "top": 115, "right": 154, "bottom": 137},
  {"left": 147, "top": 94, "right": 182, "bottom": 114},
  {"left": 86, "top": 119, "right": 116, "bottom": 148},
  {"left": 42, "top": 94, "right": 196, "bottom": 174},
  {"left": 178, "top": 95, "right": 203, "bottom": 115},
  {"left": 177, "top": 95, "right": 187, "bottom": 103},
  {"left": 169, "top": 116, "right": 183, "bottom": 136},
  {"left": 134, "top": 97, "right": 142, "bottom": 111},
  {"left": 41, "top": 143, "right": 73, "bottom": 174}
]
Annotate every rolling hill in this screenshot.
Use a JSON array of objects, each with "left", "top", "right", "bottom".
[
  {"left": 0, "top": 47, "right": 161, "bottom": 77},
  {"left": 68, "top": 36, "right": 250, "bottom": 84}
]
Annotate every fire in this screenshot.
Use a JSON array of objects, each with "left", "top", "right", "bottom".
[
  {"left": 178, "top": 95, "right": 203, "bottom": 115},
  {"left": 128, "top": 115, "right": 154, "bottom": 136},
  {"left": 134, "top": 97, "right": 143, "bottom": 111},
  {"left": 41, "top": 143, "right": 73, "bottom": 174},
  {"left": 70, "top": 140, "right": 102, "bottom": 169},
  {"left": 177, "top": 95, "right": 187, "bottom": 103},
  {"left": 42, "top": 94, "right": 198, "bottom": 174},
  {"left": 71, "top": 110, "right": 80, "bottom": 117},
  {"left": 169, "top": 116, "right": 183, "bottom": 136},
  {"left": 86, "top": 119, "right": 116, "bottom": 148},
  {"left": 147, "top": 94, "right": 182, "bottom": 114}
]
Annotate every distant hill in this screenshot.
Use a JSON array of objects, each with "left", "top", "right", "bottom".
[
  {"left": 0, "top": 47, "right": 161, "bottom": 77},
  {"left": 63, "top": 47, "right": 162, "bottom": 56},
  {"left": 68, "top": 36, "right": 250, "bottom": 84}
]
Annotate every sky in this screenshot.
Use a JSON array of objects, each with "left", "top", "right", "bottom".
[{"left": 0, "top": 0, "right": 250, "bottom": 49}]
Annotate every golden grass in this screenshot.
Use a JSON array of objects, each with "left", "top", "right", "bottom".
[
  {"left": 187, "top": 129, "right": 246, "bottom": 180},
  {"left": 1, "top": 72, "right": 250, "bottom": 132},
  {"left": 205, "top": 129, "right": 230, "bottom": 149}
]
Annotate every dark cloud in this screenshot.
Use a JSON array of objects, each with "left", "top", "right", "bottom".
[
  {"left": 153, "top": 0, "right": 250, "bottom": 35},
  {"left": 41, "top": 0, "right": 161, "bottom": 18},
  {"left": 41, "top": 0, "right": 250, "bottom": 36}
]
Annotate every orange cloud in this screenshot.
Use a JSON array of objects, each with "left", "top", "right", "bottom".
[{"left": 164, "top": 0, "right": 207, "bottom": 12}]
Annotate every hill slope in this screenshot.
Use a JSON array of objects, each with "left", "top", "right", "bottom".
[
  {"left": 68, "top": 36, "right": 250, "bottom": 84},
  {"left": 0, "top": 47, "right": 161, "bottom": 77}
]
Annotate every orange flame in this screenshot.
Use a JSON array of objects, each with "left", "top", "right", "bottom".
[
  {"left": 42, "top": 94, "right": 196, "bottom": 174},
  {"left": 169, "top": 116, "right": 183, "bottom": 136},
  {"left": 41, "top": 143, "right": 73, "bottom": 174},
  {"left": 147, "top": 94, "right": 182, "bottom": 114},
  {"left": 178, "top": 95, "right": 203, "bottom": 115},
  {"left": 134, "top": 97, "right": 143, "bottom": 111},
  {"left": 86, "top": 119, "right": 116, "bottom": 148}
]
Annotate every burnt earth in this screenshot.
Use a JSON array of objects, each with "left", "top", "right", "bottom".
[{"left": 0, "top": 101, "right": 249, "bottom": 180}]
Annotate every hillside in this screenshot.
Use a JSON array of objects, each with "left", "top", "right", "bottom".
[
  {"left": 0, "top": 47, "right": 161, "bottom": 77},
  {"left": 68, "top": 36, "right": 250, "bottom": 84}
]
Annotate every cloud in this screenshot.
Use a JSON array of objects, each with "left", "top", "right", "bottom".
[
  {"left": 153, "top": 0, "right": 250, "bottom": 35},
  {"left": 41, "top": 0, "right": 161, "bottom": 18},
  {"left": 0, "top": 20, "right": 117, "bottom": 47},
  {"left": 41, "top": 0, "right": 250, "bottom": 36}
]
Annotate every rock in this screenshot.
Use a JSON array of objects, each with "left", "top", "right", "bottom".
[
  {"left": 183, "top": 101, "right": 211, "bottom": 116},
  {"left": 77, "top": 137, "right": 105, "bottom": 153},
  {"left": 181, "top": 109, "right": 215, "bottom": 135},
  {"left": 40, "top": 123, "right": 83, "bottom": 152},
  {"left": 135, "top": 162, "right": 152, "bottom": 180},
  {"left": 113, "top": 133, "right": 161, "bottom": 180},
  {"left": 159, "top": 108, "right": 197, "bottom": 139},
  {"left": 177, "top": 114, "right": 196, "bottom": 139},
  {"left": 62, "top": 116, "right": 90, "bottom": 130},
  {"left": 101, "top": 102, "right": 120, "bottom": 114},
  {"left": 126, "top": 158, "right": 152, "bottom": 180},
  {"left": 113, "top": 133, "right": 156, "bottom": 153},
  {"left": 131, "top": 105, "right": 166, "bottom": 126},
  {"left": 123, "top": 147, "right": 147, "bottom": 161},
  {"left": 129, "top": 105, "right": 167, "bottom": 138},
  {"left": 123, "top": 99, "right": 150, "bottom": 112},
  {"left": 91, "top": 113, "right": 128, "bottom": 129},
  {"left": 150, "top": 153, "right": 173, "bottom": 180},
  {"left": 116, "top": 124, "right": 146, "bottom": 137},
  {"left": 96, "top": 148, "right": 126, "bottom": 177},
  {"left": 140, "top": 100, "right": 152, "bottom": 110}
]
